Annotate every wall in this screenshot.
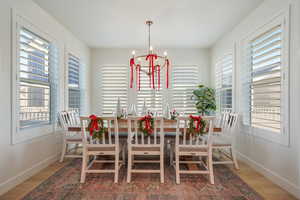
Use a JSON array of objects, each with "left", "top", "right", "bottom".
[
  {"left": 90, "top": 48, "right": 211, "bottom": 114},
  {"left": 0, "top": 0, "right": 91, "bottom": 195},
  {"left": 211, "top": 0, "right": 300, "bottom": 197}
]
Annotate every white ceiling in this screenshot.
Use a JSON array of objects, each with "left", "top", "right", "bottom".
[{"left": 33, "top": 0, "right": 263, "bottom": 48}]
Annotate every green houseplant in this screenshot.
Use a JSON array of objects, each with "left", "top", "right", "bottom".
[{"left": 192, "top": 85, "right": 216, "bottom": 115}]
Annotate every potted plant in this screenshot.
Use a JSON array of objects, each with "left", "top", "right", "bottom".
[{"left": 192, "top": 85, "right": 216, "bottom": 115}]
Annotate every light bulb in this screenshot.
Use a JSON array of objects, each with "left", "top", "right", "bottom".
[
  {"left": 149, "top": 46, "right": 153, "bottom": 51},
  {"left": 164, "top": 51, "right": 168, "bottom": 56},
  {"left": 132, "top": 50, "right": 135, "bottom": 55}
]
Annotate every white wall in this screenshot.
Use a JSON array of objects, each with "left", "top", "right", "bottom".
[
  {"left": 211, "top": 0, "right": 300, "bottom": 197},
  {"left": 0, "top": 0, "right": 91, "bottom": 195},
  {"left": 90, "top": 48, "right": 211, "bottom": 113}
]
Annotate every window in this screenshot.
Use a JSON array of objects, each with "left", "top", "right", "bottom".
[
  {"left": 241, "top": 12, "right": 289, "bottom": 144},
  {"left": 136, "top": 67, "right": 163, "bottom": 114},
  {"left": 172, "top": 65, "right": 198, "bottom": 114},
  {"left": 101, "top": 65, "right": 128, "bottom": 115},
  {"left": 18, "top": 28, "right": 51, "bottom": 129},
  {"left": 215, "top": 54, "right": 233, "bottom": 112},
  {"left": 68, "top": 54, "right": 80, "bottom": 113}
]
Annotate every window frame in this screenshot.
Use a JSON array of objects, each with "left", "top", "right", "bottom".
[
  {"left": 12, "top": 12, "right": 59, "bottom": 144},
  {"left": 241, "top": 9, "right": 290, "bottom": 145}
]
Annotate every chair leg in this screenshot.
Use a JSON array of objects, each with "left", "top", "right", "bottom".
[
  {"left": 160, "top": 150, "right": 164, "bottom": 183},
  {"left": 122, "top": 146, "right": 126, "bottom": 165},
  {"left": 175, "top": 151, "right": 180, "bottom": 184},
  {"left": 114, "top": 151, "right": 119, "bottom": 183},
  {"left": 127, "top": 150, "right": 132, "bottom": 183},
  {"left": 80, "top": 153, "right": 87, "bottom": 183},
  {"left": 208, "top": 148, "right": 214, "bottom": 184},
  {"left": 231, "top": 147, "right": 240, "bottom": 170},
  {"left": 170, "top": 146, "right": 174, "bottom": 166},
  {"left": 60, "top": 141, "right": 67, "bottom": 163}
]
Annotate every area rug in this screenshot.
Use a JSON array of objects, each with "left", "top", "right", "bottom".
[{"left": 22, "top": 159, "right": 263, "bottom": 200}]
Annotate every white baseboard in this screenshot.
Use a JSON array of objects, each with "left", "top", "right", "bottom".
[
  {"left": 237, "top": 152, "right": 300, "bottom": 199},
  {"left": 0, "top": 153, "right": 60, "bottom": 196}
]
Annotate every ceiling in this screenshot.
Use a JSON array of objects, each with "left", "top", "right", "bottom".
[{"left": 33, "top": 0, "right": 263, "bottom": 48}]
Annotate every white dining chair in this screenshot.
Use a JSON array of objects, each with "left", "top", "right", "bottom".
[
  {"left": 212, "top": 112, "right": 239, "bottom": 169},
  {"left": 80, "top": 116, "right": 124, "bottom": 183},
  {"left": 58, "top": 110, "right": 82, "bottom": 162},
  {"left": 127, "top": 116, "right": 165, "bottom": 183},
  {"left": 170, "top": 116, "right": 214, "bottom": 184}
]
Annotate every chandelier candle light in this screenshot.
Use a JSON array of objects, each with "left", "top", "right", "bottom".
[{"left": 130, "top": 20, "right": 170, "bottom": 90}]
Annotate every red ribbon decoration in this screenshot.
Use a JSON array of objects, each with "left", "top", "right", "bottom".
[
  {"left": 189, "top": 115, "right": 203, "bottom": 132},
  {"left": 130, "top": 58, "right": 135, "bottom": 88},
  {"left": 156, "top": 65, "right": 160, "bottom": 90},
  {"left": 139, "top": 115, "right": 153, "bottom": 134},
  {"left": 89, "top": 114, "right": 99, "bottom": 136},
  {"left": 166, "top": 59, "right": 170, "bottom": 88},
  {"left": 146, "top": 54, "right": 158, "bottom": 89},
  {"left": 136, "top": 64, "right": 141, "bottom": 91}
]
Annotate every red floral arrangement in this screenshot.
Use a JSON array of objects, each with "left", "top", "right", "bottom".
[{"left": 138, "top": 115, "right": 154, "bottom": 136}]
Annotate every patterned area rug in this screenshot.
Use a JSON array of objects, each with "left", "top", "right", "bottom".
[{"left": 22, "top": 159, "right": 263, "bottom": 200}]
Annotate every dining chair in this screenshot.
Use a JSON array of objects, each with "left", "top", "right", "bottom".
[
  {"left": 127, "top": 116, "right": 165, "bottom": 183},
  {"left": 212, "top": 112, "right": 239, "bottom": 169},
  {"left": 170, "top": 116, "right": 214, "bottom": 184},
  {"left": 80, "top": 116, "right": 124, "bottom": 183},
  {"left": 58, "top": 110, "right": 82, "bottom": 162}
]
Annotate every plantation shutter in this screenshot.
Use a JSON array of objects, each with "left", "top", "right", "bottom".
[
  {"left": 172, "top": 65, "right": 198, "bottom": 114},
  {"left": 136, "top": 67, "right": 163, "bottom": 114},
  {"left": 242, "top": 21, "right": 286, "bottom": 133},
  {"left": 68, "top": 54, "right": 80, "bottom": 113},
  {"left": 18, "top": 28, "right": 51, "bottom": 129},
  {"left": 215, "top": 54, "right": 233, "bottom": 112},
  {"left": 101, "top": 65, "right": 128, "bottom": 115}
]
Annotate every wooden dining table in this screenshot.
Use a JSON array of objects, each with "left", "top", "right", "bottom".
[{"left": 68, "top": 116, "right": 221, "bottom": 134}]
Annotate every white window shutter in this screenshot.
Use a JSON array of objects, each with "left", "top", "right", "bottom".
[
  {"left": 215, "top": 54, "right": 233, "bottom": 112},
  {"left": 68, "top": 54, "right": 80, "bottom": 113},
  {"left": 100, "top": 65, "right": 128, "bottom": 115},
  {"left": 18, "top": 28, "right": 52, "bottom": 129},
  {"left": 171, "top": 65, "right": 198, "bottom": 114}
]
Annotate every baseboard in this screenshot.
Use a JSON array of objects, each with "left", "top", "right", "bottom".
[
  {"left": 237, "top": 152, "right": 300, "bottom": 199},
  {"left": 0, "top": 153, "right": 60, "bottom": 196}
]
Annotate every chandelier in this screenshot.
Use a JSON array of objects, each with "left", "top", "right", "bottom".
[{"left": 129, "top": 20, "right": 170, "bottom": 90}]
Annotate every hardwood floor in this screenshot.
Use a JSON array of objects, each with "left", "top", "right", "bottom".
[{"left": 0, "top": 159, "right": 297, "bottom": 200}]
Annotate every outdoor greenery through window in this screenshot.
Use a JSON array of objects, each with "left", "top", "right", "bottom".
[{"left": 19, "top": 28, "right": 51, "bottom": 129}]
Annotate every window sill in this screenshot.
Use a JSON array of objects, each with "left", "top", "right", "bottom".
[
  {"left": 240, "top": 124, "right": 289, "bottom": 147},
  {"left": 12, "top": 124, "right": 59, "bottom": 145}
]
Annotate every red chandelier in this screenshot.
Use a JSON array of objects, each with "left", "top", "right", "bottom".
[{"left": 129, "top": 20, "right": 170, "bottom": 90}]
